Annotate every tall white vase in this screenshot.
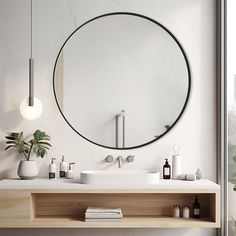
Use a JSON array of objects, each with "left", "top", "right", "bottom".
[
  {"left": 17, "top": 160, "right": 39, "bottom": 180},
  {"left": 172, "top": 155, "right": 182, "bottom": 179}
]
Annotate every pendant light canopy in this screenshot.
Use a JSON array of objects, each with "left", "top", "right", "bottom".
[{"left": 20, "top": 0, "right": 42, "bottom": 120}]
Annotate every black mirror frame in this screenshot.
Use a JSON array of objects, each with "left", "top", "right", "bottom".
[{"left": 53, "top": 12, "right": 191, "bottom": 150}]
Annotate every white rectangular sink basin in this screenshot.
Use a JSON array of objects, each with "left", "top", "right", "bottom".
[{"left": 80, "top": 170, "right": 160, "bottom": 185}]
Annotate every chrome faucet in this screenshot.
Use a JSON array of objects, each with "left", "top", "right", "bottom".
[{"left": 117, "top": 156, "right": 123, "bottom": 168}]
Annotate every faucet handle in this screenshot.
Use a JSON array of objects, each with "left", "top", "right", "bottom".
[
  {"left": 105, "top": 155, "right": 114, "bottom": 163},
  {"left": 126, "top": 155, "right": 135, "bottom": 162}
]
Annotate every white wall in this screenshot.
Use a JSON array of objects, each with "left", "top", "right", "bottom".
[{"left": 0, "top": 0, "right": 216, "bottom": 235}]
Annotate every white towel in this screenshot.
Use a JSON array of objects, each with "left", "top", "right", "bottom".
[
  {"left": 85, "top": 218, "right": 123, "bottom": 222},
  {"left": 85, "top": 207, "right": 123, "bottom": 219},
  {"left": 86, "top": 207, "right": 122, "bottom": 214},
  {"left": 85, "top": 213, "right": 123, "bottom": 219}
]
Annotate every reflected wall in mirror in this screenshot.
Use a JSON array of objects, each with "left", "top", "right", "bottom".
[{"left": 54, "top": 12, "right": 191, "bottom": 149}]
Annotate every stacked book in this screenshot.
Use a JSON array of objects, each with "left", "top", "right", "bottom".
[{"left": 85, "top": 207, "right": 123, "bottom": 222}]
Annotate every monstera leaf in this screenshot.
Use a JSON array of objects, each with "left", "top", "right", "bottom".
[
  {"left": 5, "top": 130, "right": 51, "bottom": 160},
  {"left": 31, "top": 130, "right": 51, "bottom": 158},
  {"left": 5, "top": 132, "right": 29, "bottom": 154}
]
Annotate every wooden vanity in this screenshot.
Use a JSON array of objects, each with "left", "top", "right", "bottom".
[{"left": 0, "top": 179, "right": 220, "bottom": 228}]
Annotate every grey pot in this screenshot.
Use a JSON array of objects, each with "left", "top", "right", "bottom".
[{"left": 17, "top": 160, "right": 39, "bottom": 180}]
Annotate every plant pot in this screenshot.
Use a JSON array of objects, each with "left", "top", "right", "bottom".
[{"left": 17, "top": 160, "right": 39, "bottom": 180}]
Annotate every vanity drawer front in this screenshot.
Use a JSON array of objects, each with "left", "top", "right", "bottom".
[{"left": 0, "top": 192, "right": 30, "bottom": 227}]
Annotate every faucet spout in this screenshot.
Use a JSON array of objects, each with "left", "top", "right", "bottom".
[{"left": 117, "top": 156, "right": 123, "bottom": 168}]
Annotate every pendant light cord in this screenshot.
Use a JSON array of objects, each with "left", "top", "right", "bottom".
[
  {"left": 29, "top": 0, "right": 34, "bottom": 106},
  {"left": 30, "top": 0, "right": 32, "bottom": 58}
]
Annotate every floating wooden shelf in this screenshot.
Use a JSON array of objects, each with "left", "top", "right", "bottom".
[
  {"left": 0, "top": 179, "right": 220, "bottom": 228},
  {"left": 31, "top": 216, "right": 216, "bottom": 228}
]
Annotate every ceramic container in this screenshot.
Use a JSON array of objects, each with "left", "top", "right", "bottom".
[{"left": 17, "top": 160, "right": 39, "bottom": 180}]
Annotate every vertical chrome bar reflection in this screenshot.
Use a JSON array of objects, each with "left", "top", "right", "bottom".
[
  {"left": 115, "top": 110, "right": 125, "bottom": 148},
  {"left": 116, "top": 114, "right": 118, "bottom": 148},
  {"left": 122, "top": 110, "right": 125, "bottom": 148}
]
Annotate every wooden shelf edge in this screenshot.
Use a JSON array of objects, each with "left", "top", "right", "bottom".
[{"left": 28, "top": 216, "right": 220, "bottom": 228}]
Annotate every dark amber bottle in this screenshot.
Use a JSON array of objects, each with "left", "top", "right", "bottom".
[
  {"left": 163, "top": 158, "right": 171, "bottom": 179},
  {"left": 192, "top": 195, "right": 200, "bottom": 218}
]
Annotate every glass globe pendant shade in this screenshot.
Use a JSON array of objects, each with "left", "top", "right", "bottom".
[{"left": 20, "top": 97, "right": 43, "bottom": 120}]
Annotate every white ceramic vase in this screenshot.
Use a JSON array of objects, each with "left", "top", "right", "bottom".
[{"left": 17, "top": 160, "right": 39, "bottom": 180}]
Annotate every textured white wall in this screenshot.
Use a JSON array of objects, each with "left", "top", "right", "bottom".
[{"left": 0, "top": 0, "right": 216, "bottom": 235}]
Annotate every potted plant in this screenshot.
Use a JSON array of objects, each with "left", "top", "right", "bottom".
[{"left": 5, "top": 129, "right": 51, "bottom": 180}]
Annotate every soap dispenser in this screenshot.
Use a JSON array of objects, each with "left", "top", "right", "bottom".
[
  {"left": 49, "top": 158, "right": 57, "bottom": 179},
  {"left": 163, "top": 158, "right": 171, "bottom": 179},
  {"left": 66, "top": 163, "right": 75, "bottom": 179},
  {"left": 60, "top": 155, "right": 68, "bottom": 178}
]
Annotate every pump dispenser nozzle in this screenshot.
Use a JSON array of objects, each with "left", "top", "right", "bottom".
[{"left": 69, "top": 162, "right": 75, "bottom": 170}]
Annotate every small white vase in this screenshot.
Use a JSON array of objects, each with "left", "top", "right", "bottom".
[{"left": 17, "top": 160, "right": 39, "bottom": 180}]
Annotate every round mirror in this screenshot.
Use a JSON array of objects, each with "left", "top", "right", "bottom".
[{"left": 53, "top": 12, "right": 191, "bottom": 149}]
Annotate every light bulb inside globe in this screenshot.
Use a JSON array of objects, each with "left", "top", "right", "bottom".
[{"left": 20, "top": 97, "right": 43, "bottom": 120}]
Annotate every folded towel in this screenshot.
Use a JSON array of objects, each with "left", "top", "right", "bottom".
[
  {"left": 85, "top": 213, "right": 123, "bottom": 219},
  {"left": 85, "top": 207, "right": 123, "bottom": 220},
  {"left": 86, "top": 207, "right": 122, "bottom": 214},
  {"left": 85, "top": 218, "right": 123, "bottom": 222}
]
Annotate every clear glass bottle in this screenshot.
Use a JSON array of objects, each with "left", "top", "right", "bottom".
[
  {"left": 173, "top": 205, "right": 180, "bottom": 218},
  {"left": 182, "top": 205, "right": 190, "bottom": 219}
]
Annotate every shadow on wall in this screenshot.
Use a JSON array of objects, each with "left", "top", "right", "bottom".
[
  {"left": 0, "top": 69, "right": 23, "bottom": 130},
  {"left": 0, "top": 109, "right": 22, "bottom": 130},
  {"left": 0, "top": 141, "right": 19, "bottom": 180}
]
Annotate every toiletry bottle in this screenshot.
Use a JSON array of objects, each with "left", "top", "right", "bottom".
[
  {"left": 49, "top": 158, "right": 57, "bottom": 179},
  {"left": 196, "top": 168, "right": 202, "bottom": 180},
  {"left": 163, "top": 158, "right": 171, "bottom": 179},
  {"left": 182, "top": 205, "right": 190, "bottom": 219},
  {"left": 173, "top": 205, "right": 180, "bottom": 218},
  {"left": 60, "top": 155, "right": 68, "bottom": 178},
  {"left": 66, "top": 163, "right": 75, "bottom": 179},
  {"left": 192, "top": 195, "right": 200, "bottom": 218}
]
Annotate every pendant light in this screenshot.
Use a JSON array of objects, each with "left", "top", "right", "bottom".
[{"left": 20, "top": 0, "right": 42, "bottom": 120}]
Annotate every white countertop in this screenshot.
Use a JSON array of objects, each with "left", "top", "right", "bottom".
[{"left": 0, "top": 178, "right": 220, "bottom": 190}]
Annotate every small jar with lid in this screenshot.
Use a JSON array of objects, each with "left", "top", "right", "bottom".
[
  {"left": 182, "top": 205, "right": 190, "bottom": 219},
  {"left": 173, "top": 205, "right": 180, "bottom": 218}
]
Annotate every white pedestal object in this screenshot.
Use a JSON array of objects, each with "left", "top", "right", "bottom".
[{"left": 172, "top": 155, "right": 182, "bottom": 179}]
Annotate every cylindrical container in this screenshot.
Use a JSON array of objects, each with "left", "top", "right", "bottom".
[
  {"left": 196, "top": 168, "right": 202, "bottom": 180},
  {"left": 60, "top": 156, "right": 68, "bottom": 178},
  {"left": 172, "top": 155, "right": 182, "bottom": 179},
  {"left": 182, "top": 205, "right": 190, "bottom": 219},
  {"left": 49, "top": 158, "right": 57, "bottom": 179},
  {"left": 173, "top": 205, "right": 180, "bottom": 218}
]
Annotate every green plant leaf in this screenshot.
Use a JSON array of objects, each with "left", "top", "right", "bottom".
[
  {"left": 5, "top": 145, "right": 16, "bottom": 150},
  {"left": 6, "top": 141, "right": 17, "bottom": 144},
  {"left": 5, "top": 130, "right": 51, "bottom": 160},
  {"left": 31, "top": 130, "right": 51, "bottom": 158},
  {"left": 5, "top": 131, "right": 27, "bottom": 155},
  {"left": 37, "top": 142, "right": 52, "bottom": 146}
]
